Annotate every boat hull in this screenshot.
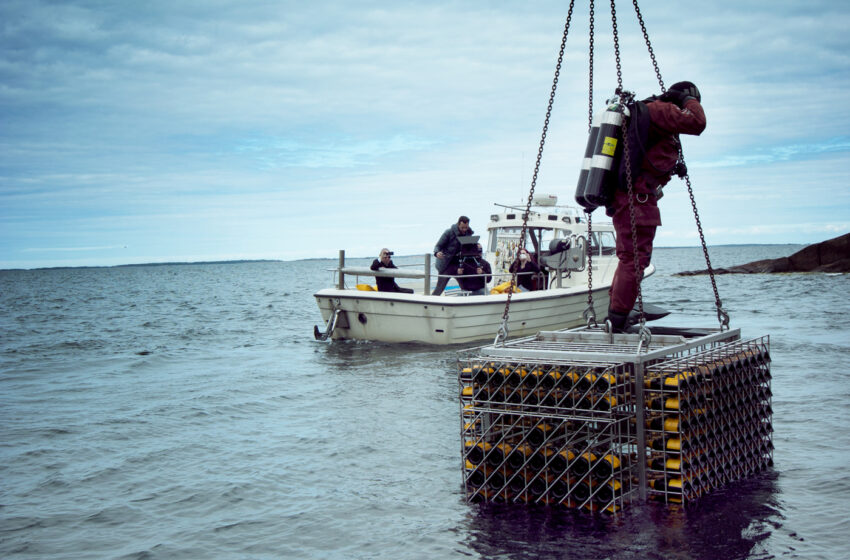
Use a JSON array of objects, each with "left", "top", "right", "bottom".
[{"left": 314, "top": 287, "right": 611, "bottom": 345}]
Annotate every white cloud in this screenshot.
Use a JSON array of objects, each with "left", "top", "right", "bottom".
[{"left": 1, "top": 0, "right": 849, "bottom": 268}]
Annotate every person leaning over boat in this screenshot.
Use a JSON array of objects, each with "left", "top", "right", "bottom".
[
  {"left": 509, "top": 248, "right": 541, "bottom": 291},
  {"left": 432, "top": 215, "right": 474, "bottom": 295},
  {"left": 605, "top": 81, "right": 706, "bottom": 332},
  {"left": 370, "top": 249, "right": 414, "bottom": 294},
  {"left": 456, "top": 246, "right": 492, "bottom": 296}
]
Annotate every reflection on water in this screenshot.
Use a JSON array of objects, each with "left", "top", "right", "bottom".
[{"left": 462, "top": 472, "right": 782, "bottom": 560}]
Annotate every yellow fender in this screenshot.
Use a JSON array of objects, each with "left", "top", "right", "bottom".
[
  {"left": 356, "top": 284, "right": 377, "bottom": 291},
  {"left": 490, "top": 281, "right": 520, "bottom": 295}
]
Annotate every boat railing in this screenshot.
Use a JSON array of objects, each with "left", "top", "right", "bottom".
[
  {"left": 329, "top": 250, "right": 434, "bottom": 292},
  {"left": 328, "top": 251, "right": 549, "bottom": 294}
]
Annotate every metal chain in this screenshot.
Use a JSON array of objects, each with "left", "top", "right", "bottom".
[
  {"left": 588, "top": 0, "right": 595, "bottom": 131},
  {"left": 611, "top": 4, "right": 649, "bottom": 343},
  {"left": 583, "top": 0, "right": 597, "bottom": 328},
  {"left": 682, "top": 148, "right": 730, "bottom": 330},
  {"left": 632, "top": 0, "right": 665, "bottom": 92},
  {"left": 495, "top": 0, "right": 576, "bottom": 345},
  {"left": 610, "top": 0, "right": 623, "bottom": 91},
  {"left": 584, "top": 213, "right": 597, "bottom": 326},
  {"left": 621, "top": 99, "right": 647, "bottom": 335}
]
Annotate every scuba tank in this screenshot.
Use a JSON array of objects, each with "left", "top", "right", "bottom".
[
  {"left": 574, "top": 111, "right": 601, "bottom": 211},
  {"left": 575, "top": 98, "right": 629, "bottom": 210}
]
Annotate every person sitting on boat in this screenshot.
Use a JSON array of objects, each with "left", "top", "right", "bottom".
[
  {"left": 432, "top": 215, "right": 474, "bottom": 295},
  {"left": 605, "top": 81, "right": 706, "bottom": 332},
  {"left": 370, "top": 248, "right": 414, "bottom": 294},
  {"left": 509, "top": 248, "right": 541, "bottom": 291},
  {"left": 456, "top": 247, "right": 492, "bottom": 296}
]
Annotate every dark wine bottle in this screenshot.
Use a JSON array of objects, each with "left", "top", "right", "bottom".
[
  {"left": 527, "top": 422, "right": 554, "bottom": 447},
  {"left": 486, "top": 442, "right": 513, "bottom": 468},
  {"left": 592, "top": 452, "right": 621, "bottom": 479},
  {"left": 465, "top": 441, "right": 492, "bottom": 464},
  {"left": 571, "top": 451, "right": 597, "bottom": 476}
]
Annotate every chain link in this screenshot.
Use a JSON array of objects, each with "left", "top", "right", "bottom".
[
  {"left": 584, "top": 213, "right": 597, "bottom": 326},
  {"left": 584, "top": 0, "right": 597, "bottom": 328},
  {"left": 610, "top": 0, "right": 623, "bottom": 91},
  {"left": 495, "top": 0, "right": 576, "bottom": 345},
  {"left": 588, "top": 0, "right": 595, "bottom": 131},
  {"left": 620, "top": 93, "right": 646, "bottom": 331},
  {"left": 682, "top": 148, "right": 729, "bottom": 330}
]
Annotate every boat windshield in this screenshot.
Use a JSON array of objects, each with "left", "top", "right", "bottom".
[
  {"left": 488, "top": 226, "right": 573, "bottom": 272},
  {"left": 588, "top": 230, "right": 616, "bottom": 256}
]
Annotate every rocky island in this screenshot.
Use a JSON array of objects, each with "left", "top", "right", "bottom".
[{"left": 676, "top": 232, "right": 850, "bottom": 275}]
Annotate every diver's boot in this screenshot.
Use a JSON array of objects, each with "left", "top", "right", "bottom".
[{"left": 605, "top": 309, "right": 629, "bottom": 334}]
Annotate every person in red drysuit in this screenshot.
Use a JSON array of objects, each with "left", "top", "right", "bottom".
[{"left": 605, "top": 81, "right": 706, "bottom": 332}]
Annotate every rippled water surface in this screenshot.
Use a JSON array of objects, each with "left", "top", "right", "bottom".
[{"left": 1, "top": 246, "right": 848, "bottom": 559}]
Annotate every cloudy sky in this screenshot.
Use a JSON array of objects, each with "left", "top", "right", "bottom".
[{"left": 1, "top": 0, "right": 849, "bottom": 268}]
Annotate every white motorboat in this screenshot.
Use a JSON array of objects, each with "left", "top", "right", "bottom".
[{"left": 313, "top": 195, "right": 653, "bottom": 345}]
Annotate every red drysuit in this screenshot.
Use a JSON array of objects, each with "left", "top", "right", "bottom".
[{"left": 608, "top": 97, "right": 706, "bottom": 314}]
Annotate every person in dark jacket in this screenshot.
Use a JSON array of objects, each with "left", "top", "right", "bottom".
[
  {"left": 370, "top": 248, "right": 414, "bottom": 293},
  {"left": 606, "top": 81, "right": 706, "bottom": 332},
  {"left": 456, "top": 247, "right": 492, "bottom": 295},
  {"left": 432, "top": 216, "right": 473, "bottom": 295},
  {"left": 509, "top": 248, "right": 541, "bottom": 291}
]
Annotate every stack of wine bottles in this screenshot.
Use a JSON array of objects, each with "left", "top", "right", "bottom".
[
  {"left": 459, "top": 330, "right": 772, "bottom": 513},
  {"left": 644, "top": 336, "right": 772, "bottom": 504},
  {"left": 459, "top": 359, "right": 637, "bottom": 512}
]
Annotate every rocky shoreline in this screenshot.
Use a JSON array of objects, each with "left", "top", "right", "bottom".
[{"left": 676, "top": 232, "right": 850, "bottom": 275}]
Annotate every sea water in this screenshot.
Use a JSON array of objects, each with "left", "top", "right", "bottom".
[{"left": 1, "top": 245, "right": 848, "bottom": 559}]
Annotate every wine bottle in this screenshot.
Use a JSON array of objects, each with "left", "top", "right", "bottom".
[
  {"left": 466, "top": 463, "right": 487, "bottom": 487},
  {"left": 649, "top": 456, "right": 683, "bottom": 472},
  {"left": 539, "top": 369, "right": 561, "bottom": 390},
  {"left": 536, "top": 391, "right": 558, "bottom": 408},
  {"left": 571, "top": 480, "right": 592, "bottom": 501},
  {"left": 648, "top": 436, "right": 688, "bottom": 452},
  {"left": 505, "top": 366, "right": 524, "bottom": 386},
  {"left": 592, "top": 371, "right": 617, "bottom": 392},
  {"left": 527, "top": 422, "right": 554, "bottom": 447},
  {"left": 592, "top": 452, "right": 621, "bottom": 479},
  {"left": 487, "top": 469, "right": 507, "bottom": 490},
  {"left": 593, "top": 479, "right": 622, "bottom": 504},
  {"left": 647, "top": 396, "right": 689, "bottom": 413},
  {"left": 508, "top": 471, "right": 529, "bottom": 493},
  {"left": 576, "top": 396, "right": 593, "bottom": 410},
  {"left": 560, "top": 370, "right": 580, "bottom": 391},
  {"left": 522, "top": 368, "right": 545, "bottom": 388},
  {"left": 465, "top": 441, "right": 492, "bottom": 464},
  {"left": 549, "top": 477, "right": 570, "bottom": 500},
  {"left": 548, "top": 449, "right": 575, "bottom": 475},
  {"left": 593, "top": 395, "right": 618, "bottom": 411},
  {"left": 576, "top": 372, "right": 595, "bottom": 392},
  {"left": 528, "top": 474, "right": 550, "bottom": 497},
  {"left": 647, "top": 415, "right": 688, "bottom": 432},
  {"left": 491, "top": 366, "right": 509, "bottom": 386},
  {"left": 507, "top": 444, "right": 534, "bottom": 470},
  {"left": 571, "top": 451, "right": 597, "bottom": 476},
  {"left": 528, "top": 447, "right": 554, "bottom": 471},
  {"left": 486, "top": 442, "right": 513, "bottom": 468}
]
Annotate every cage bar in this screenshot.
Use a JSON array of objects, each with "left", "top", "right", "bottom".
[{"left": 458, "top": 327, "right": 771, "bottom": 512}]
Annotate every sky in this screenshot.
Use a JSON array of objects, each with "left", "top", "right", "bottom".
[{"left": 1, "top": 0, "right": 849, "bottom": 269}]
